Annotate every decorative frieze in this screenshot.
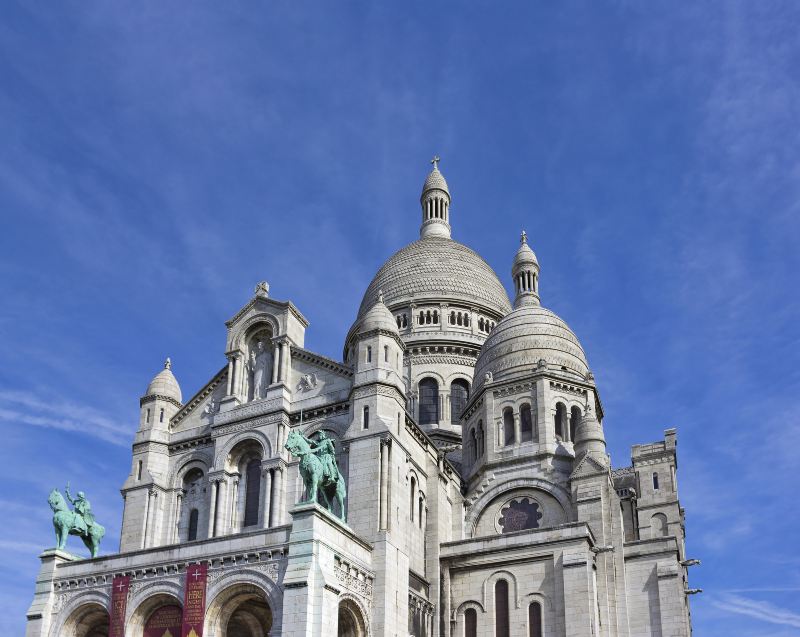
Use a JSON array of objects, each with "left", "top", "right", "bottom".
[{"left": 333, "top": 556, "right": 374, "bottom": 601}]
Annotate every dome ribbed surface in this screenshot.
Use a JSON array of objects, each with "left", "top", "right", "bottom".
[
  {"left": 421, "top": 169, "right": 449, "bottom": 196},
  {"left": 513, "top": 241, "right": 538, "bottom": 270},
  {"left": 145, "top": 367, "right": 182, "bottom": 403},
  {"left": 474, "top": 305, "right": 588, "bottom": 387},
  {"left": 357, "top": 237, "right": 512, "bottom": 318}
]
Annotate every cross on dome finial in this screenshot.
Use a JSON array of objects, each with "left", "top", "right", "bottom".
[
  {"left": 430, "top": 155, "right": 440, "bottom": 170},
  {"left": 521, "top": 230, "right": 528, "bottom": 244},
  {"left": 164, "top": 357, "right": 172, "bottom": 370}
]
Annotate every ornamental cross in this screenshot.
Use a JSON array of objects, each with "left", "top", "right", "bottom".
[
  {"left": 430, "top": 155, "right": 440, "bottom": 170},
  {"left": 116, "top": 581, "right": 126, "bottom": 592},
  {"left": 191, "top": 570, "right": 203, "bottom": 581}
]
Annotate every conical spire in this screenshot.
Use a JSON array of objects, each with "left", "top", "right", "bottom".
[
  {"left": 512, "top": 231, "right": 540, "bottom": 308},
  {"left": 420, "top": 156, "right": 451, "bottom": 239},
  {"left": 573, "top": 400, "right": 607, "bottom": 459}
]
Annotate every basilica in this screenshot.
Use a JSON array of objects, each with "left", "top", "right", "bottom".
[{"left": 26, "top": 162, "right": 695, "bottom": 637}]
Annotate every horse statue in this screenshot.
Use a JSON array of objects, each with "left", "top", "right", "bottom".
[
  {"left": 48, "top": 488, "right": 105, "bottom": 558},
  {"left": 285, "top": 430, "right": 346, "bottom": 520}
]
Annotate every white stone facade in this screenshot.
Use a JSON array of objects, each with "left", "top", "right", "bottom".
[{"left": 25, "top": 163, "right": 695, "bottom": 637}]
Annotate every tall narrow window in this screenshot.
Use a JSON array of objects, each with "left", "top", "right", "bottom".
[
  {"left": 495, "top": 580, "right": 510, "bottom": 637},
  {"left": 410, "top": 477, "right": 416, "bottom": 521},
  {"left": 433, "top": 310, "right": 439, "bottom": 324},
  {"left": 652, "top": 472, "right": 659, "bottom": 490},
  {"left": 418, "top": 496, "right": 423, "bottom": 528},
  {"left": 554, "top": 403, "right": 566, "bottom": 439},
  {"left": 159, "top": 408, "right": 165, "bottom": 423},
  {"left": 363, "top": 406, "right": 370, "bottom": 430},
  {"left": 136, "top": 460, "right": 143, "bottom": 481},
  {"left": 418, "top": 378, "right": 439, "bottom": 425},
  {"left": 450, "top": 379, "right": 470, "bottom": 424},
  {"left": 570, "top": 406, "right": 581, "bottom": 442},
  {"left": 478, "top": 421, "right": 485, "bottom": 456},
  {"left": 470, "top": 429, "right": 478, "bottom": 466},
  {"left": 503, "top": 408, "right": 515, "bottom": 446},
  {"left": 520, "top": 404, "right": 533, "bottom": 442},
  {"left": 367, "top": 346, "right": 372, "bottom": 363},
  {"left": 188, "top": 508, "right": 199, "bottom": 541},
  {"left": 146, "top": 408, "right": 151, "bottom": 423},
  {"left": 528, "top": 602, "right": 543, "bottom": 637},
  {"left": 243, "top": 458, "right": 261, "bottom": 527},
  {"left": 464, "top": 608, "right": 477, "bottom": 637}
]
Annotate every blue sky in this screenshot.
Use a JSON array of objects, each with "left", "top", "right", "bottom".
[{"left": 1, "top": 2, "right": 798, "bottom": 635}]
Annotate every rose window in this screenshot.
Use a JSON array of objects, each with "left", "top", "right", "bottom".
[{"left": 498, "top": 497, "right": 542, "bottom": 533}]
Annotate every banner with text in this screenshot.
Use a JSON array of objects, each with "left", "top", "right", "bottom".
[
  {"left": 181, "top": 562, "right": 208, "bottom": 637},
  {"left": 109, "top": 575, "right": 130, "bottom": 637},
  {"left": 144, "top": 604, "right": 182, "bottom": 637}
]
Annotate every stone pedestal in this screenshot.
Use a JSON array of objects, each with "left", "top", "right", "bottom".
[
  {"left": 281, "top": 503, "right": 373, "bottom": 637},
  {"left": 25, "top": 549, "right": 77, "bottom": 637}
]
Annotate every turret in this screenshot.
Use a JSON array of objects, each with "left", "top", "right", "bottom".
[
  {"left": 138, "top": 357, "right": 182, "bottom": 432},
  {"left": 512, "top": 230, "right": 540, "bottom": 308},
  {"left": 573, "top": 400, "right": 608, "bottom": 464},
  {"left": 419, "top": 156, "right": 451, "bottom": 239}
]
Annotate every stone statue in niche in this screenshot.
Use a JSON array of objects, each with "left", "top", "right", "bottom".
[{"left": 248, "top": 340, "right": 271, "bottom": 400}]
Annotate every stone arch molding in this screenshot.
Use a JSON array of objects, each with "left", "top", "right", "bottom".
[
  {"left": 170, "top": 451, "right": 213, "bottom": 488},
  {"left": 338, "top": 592, "right": 372, "bottom": 637},
  {"left": 125, "top": 579, "right": 183, "bottom": 635},
  {"left": 465, "top": 477, "right": 572, "bottom": 537},
  {"left": 205, "top": 569, "right": 283, "bottom": 637},
  {"left": 302, "top": 419, "right": 348, "bottom": 441},
  {"left": 49, "top": 589, "right": 110, "bottom": 637},
  {"left": 455, "top": 599, "right": 486, "bottom": 615},
  {"left": 214, "top": 429, "right": 273, "bottom": 470},
  {"left": 482, "top": 569, "right": 521, "bottom": 611},
  {"left": 233, "top": 314, "right": 281, "bottom": 351}
]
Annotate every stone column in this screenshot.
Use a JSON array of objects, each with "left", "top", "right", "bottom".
[
  {"left": 279, "top": 342, "right": 290, "bottom": 383},
  {"left": 271, "top": 342, "right": 280, "bottom": 385},
  {"left": 262, "top": 468, "right": 273, "bottom": 528},
  {"left": 273, "top": 467, "right": 284, "bottom": 525},
  {"left": 229, "top": 477, "right": 240, "bottom": 533},
  {"left": 215, "top": 479, "right": 228, "bottom": 537},
  {"left": 379, "top": 439, "right": 388, "bottom": 530},
  {"left": 174, "top": 491, "right": 184, "bottom": 543},
  {"left": 225, "top": 356, "right": 234, "bottom": 395},
  {"left": 144, "top": 490, "right": 157, "bottom": 548},
  {"left": 208, "top": 481, "right": 218, "bottom": 537},
  {"left": 514, "top": 413, "right": 522, "bottom": 445}
]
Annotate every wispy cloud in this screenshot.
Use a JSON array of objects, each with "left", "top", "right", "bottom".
[
  {"left": 0, "top": 390, "right": 130, "bottom": 447},
  {"left": 711, "top": 594, "right": 800, "bottom": 629}
]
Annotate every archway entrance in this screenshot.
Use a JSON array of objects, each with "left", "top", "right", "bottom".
[
  {"left": 207, "top": 583, "right": 273, "bottom": 637},
  {"left": 338, "top": 599, "right": 366, "bottom": 637},
  {"left": 224, "top": 595, "right": 272, "bottom": 637},
  {"left": 144, "top": 604, "right": 182, "bottom": 637},
  {"left": 63, "top": 602, "right": 110, "bottom": 637}
]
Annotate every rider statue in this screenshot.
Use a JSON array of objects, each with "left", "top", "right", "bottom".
[
  {"left": 65, "top": 483, "right": 95, "bottom": 533},
  {"left": 304, "top": 431, "right": 338, "bottom": 483}
]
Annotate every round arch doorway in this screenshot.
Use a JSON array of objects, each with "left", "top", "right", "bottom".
[
  {"left": 61, "top": 602, "right": 110, "bottom": 637},
  {"left": 338, "top": 599, "right": 367, "bottom": 637}
]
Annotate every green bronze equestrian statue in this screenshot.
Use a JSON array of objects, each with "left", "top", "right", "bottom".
[
  {"left": 48, "top": 484, "right": 105, "bottom": 558},
  {"left": 285, "top": 430, "right": 347, "bottom": 520}
]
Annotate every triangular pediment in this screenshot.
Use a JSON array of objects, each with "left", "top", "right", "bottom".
[{"left": 570, "top": 452, "right": 609, "bottom": 479}]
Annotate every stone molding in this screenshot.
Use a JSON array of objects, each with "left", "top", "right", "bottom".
[
  {"left": 170, "top": 366, "right": 227, "bottom": 427},
  {"left": 139, "top": 393, "right": 183, "bottom": 409},
  {"left": 333, "top": 555, "right": 374, "bottom": 602},
  {"left": 214, "top": 398, "right": 283, "bottom": 425},
  {"left": 291, "top": 346, "right": 353, "bottom": 377}
]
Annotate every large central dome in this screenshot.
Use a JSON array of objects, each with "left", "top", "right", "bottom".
[{"left": 357, "top": 236, "right": 512, "bottom": 318}]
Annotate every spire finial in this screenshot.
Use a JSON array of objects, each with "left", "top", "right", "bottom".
[
  {"left": 521, "top": 230, "right": 527, "bottom": 244},
  {"left": 430, "top": 155, "right": 440, "bottom": 170},
  {"left": 164, "top": 357, "right": 172, "bottom": 370}
]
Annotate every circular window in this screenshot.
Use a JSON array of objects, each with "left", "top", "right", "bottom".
[{"left": 497, "top": 497, "right": 542, "bottom": 533}]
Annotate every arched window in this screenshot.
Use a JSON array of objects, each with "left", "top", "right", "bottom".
[
  {"left": 457, "top": 312, "right": 463, "bottom": 326},
  {"left": 450, "top": 379, "right": 470, "bottom": 424},
  {"left": 478, "top": 317, "right": 484, "bottom": 331},
  {"left": 503, "top": 408, "right": 515, "bottom": 446},
  {"left": 451, "top": 311, "right": 456, "bottom": 324},
  {"left": 570, "top": 406, "right": 581, "bottom": 442},
  {"left": 554, "top": 402, "right": 566, "bottom": 439},
  {"left": 495, "top": 579, "right": 510, "bottom": 637},
  {"left": 529, "top": 601, "right": 543, "bottom": 637},
  {"left": 426, "top": 310, "right": 432, "bottom": 324},
  {"left": 464, "top": 608, "right": 477, "bottom": 637},
  {"left": 410, "top": 476, "right": 416, "bottom": 521},
  {"left": 520, "top": 404, "right": 533, "bottom": 442},
  {"left": 159, "top": 408, "right": 165, "bottom": 423},
  {"left": 188, "top": 508, "right": 199, "bottom": 541},
  {"left": 243, "top": 458, "right": 262, "bottom": 527},
  {"left": 433, "top": 310, "right": 439, "bottom": 324},
  {"left": 397, "top": 316, "right": 402, "bottom": 328},
  {"left": 652, "top": 472, "right": 659, "bottom": 490},
  {"left": 418, "top": 496, "right": 424, "bottom": 528},
  {"left": 464, "top": 314, "right": 470, "bottom": 327},
  {"left": 363, "top": 406, "right": 369, "bottom": 430},
  {"left": 478, "top": 421, "right": 485, "bottom": 456},
  {"left": 652, "top": 513, "right": 668, "bottom": 537},
  {"left": 418, "top": 378, "right": 439, "bottom": 425}
]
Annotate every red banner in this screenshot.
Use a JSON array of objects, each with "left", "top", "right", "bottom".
[
  {"left": 145, "top": 604, "right": 182, "bottom": 637},
  {"left": 181, "top": 563, "right": 208, "bottom": 637},
  {"left": 109, "top": 575, "right": 130, "bottom": 637}
]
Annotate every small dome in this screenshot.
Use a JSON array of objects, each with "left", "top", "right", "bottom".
[
  {"left": 357, "top": 293, "right": 399, "bottom": 335},
  {"left": 474, "top": 305, "right": 588, "bottom": 390},
  {"left": 513, "top": 231, "right": 538, "bottom": 270},
  {"left": 144, "top": 358, "right": 182, "bottom": 403},
  {"left": 421, "top": 167, "right": 449, "bottom": 198}
]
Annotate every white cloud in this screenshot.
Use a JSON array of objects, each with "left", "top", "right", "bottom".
[
  {"left": 711, "top": 594, "right": 800, "bottom": 629},
  {"left": 0, "top": 390, "right": 130, "bottom": 447}
]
